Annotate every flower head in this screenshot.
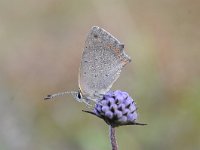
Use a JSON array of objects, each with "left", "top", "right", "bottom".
[{"left": 84, "top": 90, "right": 146, "bottom": 127}]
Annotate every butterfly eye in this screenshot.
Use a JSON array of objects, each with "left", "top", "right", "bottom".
[{"left": 77, "top": 92, "right": 82, "bottom": 99}]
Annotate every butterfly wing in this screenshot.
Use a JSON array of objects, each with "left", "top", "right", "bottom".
[{"left": 79, "top": 26, "right": 131, "bottom": 103}]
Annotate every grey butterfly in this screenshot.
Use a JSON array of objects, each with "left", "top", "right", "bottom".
[{"left": 45, "top": 26, "right": 131, "bottom": 105}]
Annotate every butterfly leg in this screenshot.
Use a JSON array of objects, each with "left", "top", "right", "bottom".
[
  {"left": 94, "top": 91, "right": 104, "bottom": 99},
  {"left": 83, "top": 98, "right": 92, "bottom": 107}
]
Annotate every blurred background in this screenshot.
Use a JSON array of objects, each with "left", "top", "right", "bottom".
[{"left": 0, "top": 0, "right": 200, "bottom": 150}]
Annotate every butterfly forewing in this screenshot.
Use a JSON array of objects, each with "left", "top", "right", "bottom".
[{"left": 79, "top": 26, "right": 131, "bottom": 103}]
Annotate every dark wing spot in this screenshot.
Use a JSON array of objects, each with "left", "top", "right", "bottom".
[
  {"left": 119, "top": 44, "right": 124, "bottom": 49},
  {"left": 105, "top": 74, "right": 109, "bottom": 77},
  {"left": 114, "top": 40, "right": 118, "bottom": 44},
  {"left": 93, "top": 34, "right": 98, "bottom": 38}
]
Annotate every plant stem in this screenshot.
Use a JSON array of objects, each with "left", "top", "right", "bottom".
[{"left": 109, "top": 125, "right": 118, "bottom": 150}]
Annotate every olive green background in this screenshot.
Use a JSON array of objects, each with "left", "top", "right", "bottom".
[{"left": 0, "top": 0, "right": 199, "bottom": 150}]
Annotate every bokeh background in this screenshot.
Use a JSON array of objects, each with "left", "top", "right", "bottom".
[{"left": 0, "top": 0, "right": 200, "bottom": 150}]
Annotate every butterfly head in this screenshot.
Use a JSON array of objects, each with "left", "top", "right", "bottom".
[{"left": 71, "top": 90, "right": 83, "bottom": 102}]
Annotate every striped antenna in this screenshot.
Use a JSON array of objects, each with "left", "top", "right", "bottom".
[{"left": 44, "top": 91, "right": 77, "bottom": 100}]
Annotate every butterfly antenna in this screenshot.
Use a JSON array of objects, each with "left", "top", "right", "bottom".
[{"left": 44, "top": 91, "right": 76, "bottom": 100}]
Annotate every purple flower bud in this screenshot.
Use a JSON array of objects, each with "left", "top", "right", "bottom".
[
  {"left": 118, "top": 116, "right": 127, "bottom": 123},
  {"left": 107, "top": 97, "right": 115, "bottom": 104},
  {"left": 124, "top": 97, "right": 133, "bottom": 107},
  {"left": 122, "top": 108, "right": 130, "bottom": 115},
  {"left": 122, "top": 92, "right": 129, "bottom": 99},
  {"left": 129, "top": 104, "right": 136, "bottom": 112},
  {"left": 114, "top": 90, "right": 122, "bottom": 96},
  {"left": 127, "top": 112, "right": 137, "bottom": 122},
  {"left": 91, "top": 90, "right": 143, "bottom": 127},
  {"left": 102, "top": 106, "right": 109, "bottom": 113},
  {"left": 105, "top": 111, "right": 113, "bottom": 119},
  {"left": 116, "top": 95, "right": 124, "bottom": 102},
  {"left": 96, "top": 104, "right": 102, "bottom": 112},
  {"left": 118, "top": 103, "right": 125, "bottom": 111},
  {"left": 110, "top": 104, "right": 118, "bottom": 111},
  {"left": 114, "top": 110, "right": 123, "bottom": 118},
  {"left": 115, "top": 98, "right": 123, "bottom": 104},
  {"left": 101, "top": 100, "right": 108, "bottom": 105}
]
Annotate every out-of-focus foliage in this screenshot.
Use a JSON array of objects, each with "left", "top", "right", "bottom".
[{"left": 0, "top": 0, "right": 199, "bottom": 150}]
